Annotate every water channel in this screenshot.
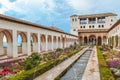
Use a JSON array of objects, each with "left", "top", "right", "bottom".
[{"left": 60, "top": 49, "right": 92, "bottom": 80}]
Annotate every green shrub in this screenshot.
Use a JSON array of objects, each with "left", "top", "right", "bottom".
[
  {"left": 22, "top": 52, "right": 41, "bottom": 70},
  {"left": 97, "top": 47, "right": 115, "bottom": 80},
  {"left": 115, "top": 35, "right": 118, "bottom": 47},
  {"left": 8, "top": 46, "right": 83, "bottom": 80}
]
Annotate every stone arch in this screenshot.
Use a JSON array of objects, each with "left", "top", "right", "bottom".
[
  {"left": 103, "top": 36, "right": 107, "bottom": 45},
  {"left": 84, "top": 36, "right": 87, "bottom": 45},
  {"left": 53, "top": 36, "right": 57, "bottom": 49},
  {"left": 40, "top": 34, "right": 46, "bottom": 52},
  {"left": 0, "top": 30, "right": 12, "bottom": 57},
  {"left": 62, "top": 37, "right": 65, "bottom": 48},
  {"left": 66, "top": 38, "right": 69, "bottom": 47},
  {"left": 58, "top": 37, "right": 61, "bottom": 48},
  {"left": 79, "top": 36, "right": 83, "bottom": 45},
  {"left": 17, "top": 32, "right": 27, "bottom": 54},
  {"left": 48, "top": 35, "right": 52, "bottom": 50},
  {"left": 89, "top": 35, "right": 96, "bottom": 45},
  {"left": 98, "top": 36, "right": 102, "bottom": 45},
  {"left": 31, "top": 33, "right": 38, "bottom": 52}
]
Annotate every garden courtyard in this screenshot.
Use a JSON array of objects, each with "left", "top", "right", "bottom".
[{"left": 0, "top": 44, "right": 120, "bottom": 80}]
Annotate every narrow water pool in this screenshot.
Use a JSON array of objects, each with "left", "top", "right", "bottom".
[{"left": 60, "top": 50, "right": 92, "bottom": 80}]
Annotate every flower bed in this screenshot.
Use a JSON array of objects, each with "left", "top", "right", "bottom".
[
  {"left": 7, "top": 45, "right": 83, "bottom": 80},
  {"left": 104, "top": 51, "right": 120, "bottom": 80},
  {"left": 97, "top": 47, "right": 115, "bottom": 80}
]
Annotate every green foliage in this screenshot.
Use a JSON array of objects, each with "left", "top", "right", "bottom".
[
  {"left": 22, "top": 52, "right": 41, "bottom": 70},
  {"left": 56, "top": 48, "right": 63, "bottom": 53},
  {"left": 110, "top": 51, "right": 117, "bottom": 55},
  {"left": 8, "top": 46, "right": 83, "bottom": 80},
  {"left": 30, "top": 40, "right": 33, "bottom": 46},
  {"left": 97, "top": 47, "right": 115, "bottom": 80},
  {"left": 112, "top": 36, "right": 114, "bottom": 47},
  {"left": 115, "top": 35, "right": 118, "bottom": 47},
  {"left": 108, "top": 38, "right": 111, "bottom": 46},
  {"left": 110, "top": 37, "right": 112, "bottom": 46}
]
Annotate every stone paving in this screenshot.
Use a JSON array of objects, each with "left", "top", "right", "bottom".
[
  {"left": 82, "top": 46, "right": 100, "bottom": 80},
  {"left": 34, "top": 48, "right": 88, "bottom": 80}
]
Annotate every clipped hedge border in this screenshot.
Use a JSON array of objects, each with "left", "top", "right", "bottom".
[
  {"left": 8, "top": 47, "right": 84, "bottom": 80},
  {"left": 97, "top": 46, "right": 115, "bottom": 80}
]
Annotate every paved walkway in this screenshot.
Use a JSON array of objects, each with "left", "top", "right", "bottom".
[
  {"left": 82, "top": 46, "right": 100, "bottom": 80},
  {"left": 34, "top": 48, "right": 88, "bottom": 80}
]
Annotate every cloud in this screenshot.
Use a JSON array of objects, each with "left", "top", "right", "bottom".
[
  {"left": 65, "top": 0, "right": 94, "bottom": 12},
  {"left": 0, "top": 0, "right": 120, "bottom": 33}
]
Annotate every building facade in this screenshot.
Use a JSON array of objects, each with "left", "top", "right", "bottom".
[
  {"left": 108, "top": 19, "right": 120, "bottom": 49},
  {"left": 70, "top": 13, "right": 118, "bottom": 45},
  {"left": 0, "top": 14, "right": 78, "bottom": 58}
]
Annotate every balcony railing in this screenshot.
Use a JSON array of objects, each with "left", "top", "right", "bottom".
[
  {"left": 89, "top": 21, "right": 96, "bottom": 24},
  {"left": 98, "top": 21, "right": 105, "bottom": 23},
  {"left": 80, "top": 22, "right": 87, "bottom": 24}
]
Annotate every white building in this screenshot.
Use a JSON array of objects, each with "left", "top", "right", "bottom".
[
  {"left": 0, "top": 14, "right": 78, "bottom": 58},
  {"left": 108, "top": 19, "right": 120, "bottom": 48},
  {"left": 70, "top": 13, "right": 118, "bottom": 36}
]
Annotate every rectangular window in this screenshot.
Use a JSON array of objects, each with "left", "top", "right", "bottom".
[
  {"left": 72, "top": 18, "right": 74, "bottom": 22},
  {"left": 80, "top": 19, "right": 87, "bottom": 24},
  {"left": 89, "top": 18, "right": 96, "bottom": 24},
  {"left": 98, "top": 17, "right": 105, "bottom": 23}
]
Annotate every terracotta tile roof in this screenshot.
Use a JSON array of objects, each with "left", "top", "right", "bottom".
[
  {"left": 0, "top": 14, "right": 77, "bottom": 37},
  {"left": 50, "top": 26, "right": 64, "bottom": 32}
]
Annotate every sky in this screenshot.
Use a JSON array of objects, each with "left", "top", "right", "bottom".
[{"left": 0, "top": 0, "right": 120, "bottom": 33}]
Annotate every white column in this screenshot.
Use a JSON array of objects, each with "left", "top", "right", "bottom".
[
  {"left": 51, "top": 35, "right": 54, "bottom": 50},
  {"left": 64, "top": 37, "right": 66, "bottom": 48},
  {"left": 27, "top": 32, "right": 31, "bottom": 55},
  {"left": 56, "top": 36, "right": 58, "bottom": 49},
  {"left": 61, "top": 37, "right": 63, "bottom": 48},
  {"left": 46, "top": 34, "right": 48, "bottom": 51},
  {"left": 37, "top": 33, "right": 40, "bottom": 53},
  {"left": 96, "top": 17, "right": 98, "bottom": 23},
  {"left": 0, "top": 33, "right": 4, "bottom": 55},
  {"left": 87, "top": 18, "right": 89, "bottom": 24},
  {"left": 12, "top": 30, "right": 18, "bottom": 57}
]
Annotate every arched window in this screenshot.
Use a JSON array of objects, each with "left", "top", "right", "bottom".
[
  {"left": 17, "top": 35, "right": 22, "bottom": 46},
  {"left": 3, "top": 35, "right": 7, "bottom": 47}
]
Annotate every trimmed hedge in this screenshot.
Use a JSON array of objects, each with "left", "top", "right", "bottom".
[
  {"left": 8, "top": 47, "right": 83, "bottom": 80},
  {"left": 97, "top": 47, "right": 115, "bottom": 80}
]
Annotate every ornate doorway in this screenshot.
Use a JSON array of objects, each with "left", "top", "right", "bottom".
[{"left": 89, "top": 35, "right": 96, "bottom": 45}]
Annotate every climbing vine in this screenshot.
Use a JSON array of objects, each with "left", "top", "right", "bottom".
[{"left": 112, "top": 36, "right": 114, "bottom": 47}]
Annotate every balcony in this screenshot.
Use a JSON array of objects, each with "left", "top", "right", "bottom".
[
  {"left": 80, "top": 22, "right": 87, "bottom": 24},
  {"left": 98, "top": 21, "right": 105, "bottom": 23},
  {"left": 89, "top": 21, "right": 96, "bottom": 24}
]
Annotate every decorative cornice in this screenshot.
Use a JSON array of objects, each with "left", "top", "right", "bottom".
[{"left": 78, "top": 29, "right": 108, "bottom": 33}]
